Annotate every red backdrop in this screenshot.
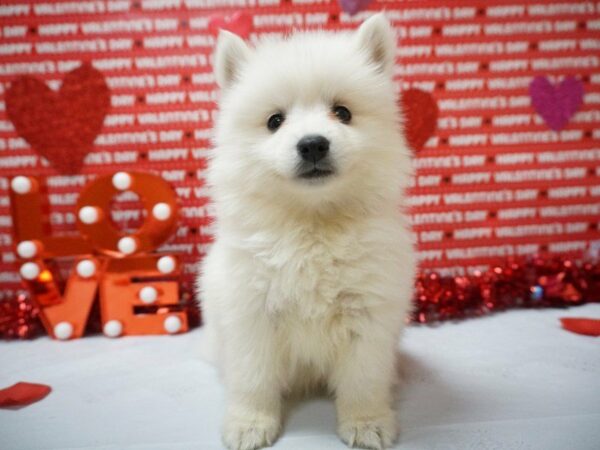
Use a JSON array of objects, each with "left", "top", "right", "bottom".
[{"left": 0, "top": 0, "right": 599, "bottom": 303}]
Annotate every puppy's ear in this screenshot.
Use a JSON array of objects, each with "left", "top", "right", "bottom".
[
  {"left": 214, "top": 30, "right": 251, "bottom": 89},
  {"left": 354, "top": 13, "right": 395, "bottom": 76}
]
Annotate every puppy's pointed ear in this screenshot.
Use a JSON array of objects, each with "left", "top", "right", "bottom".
[
  {"left": 214, "top": 30, "right": 251, "bottom": 89},
  {"left": 354, "top": 13, "right": 395, "bottom": 76}
]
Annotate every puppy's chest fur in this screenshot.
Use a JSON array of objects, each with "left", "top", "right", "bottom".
[
  {"left": 246, "top": 221, "right": 374, "bottom": 322},
  {"left": 242, "top": 222, "right": 375, "bottom": 378}
]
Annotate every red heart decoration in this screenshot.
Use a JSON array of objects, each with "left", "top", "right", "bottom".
[
  {"left": 0, "top": 382, "right": 51, "bottom": 408},
  {"left": 208, "top": 11, "right": 253, "bottom": 39},
  {"left": 400, "top": 88, "right": 438, "bottom": 151},
  {"left": 5, "top": 63, "right": 109, "bottom": 174}
]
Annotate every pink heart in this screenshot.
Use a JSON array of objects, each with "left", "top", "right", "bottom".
[
  {"left": 339, "top": 0, "right": 373, "bottom": 15},
  {"left": 529, "top": 76, "right": 584, "bottom": 131},
  {"left": 208, "top": 11, "right": 252, "bottom": 39}
]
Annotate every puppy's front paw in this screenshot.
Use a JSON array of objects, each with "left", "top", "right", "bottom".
[
  {"left": 222, "top": 411, "right": 281, "bottom": 450},
  {"left": 337, "top": 411, "right": 398, "bottom": 450}
]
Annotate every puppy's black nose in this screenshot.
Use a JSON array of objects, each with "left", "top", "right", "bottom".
[{"left": 297, "top": 135, "right": 330, "bottom": 163}]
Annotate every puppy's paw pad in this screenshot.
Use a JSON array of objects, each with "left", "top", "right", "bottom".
[
  {"left": 223, "top": 416, "right": 280, "bottom": 450},
  {"left": 338, "top": 415, "right": 398, "bottom": 450}
]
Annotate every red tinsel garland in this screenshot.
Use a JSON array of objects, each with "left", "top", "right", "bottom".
[
  {"left": 0, "top": 292, "right": 43, "bottom": 339},
  {"left": 411, "top": 257, "right": 600, "bottom": 323},
  {"left": 1, "top": 257, "right": 599, "bottom": 339}
]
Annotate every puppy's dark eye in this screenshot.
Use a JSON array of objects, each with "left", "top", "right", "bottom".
[
  {"left": 333, "top": 105, "right": 352, "bottom": 124},
  {"left": 267, "top": 113, "right": 285, "bottom": 131}
]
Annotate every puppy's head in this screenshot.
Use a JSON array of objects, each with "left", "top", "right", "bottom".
[{"left": 211, "top": 14, "right": 411, "bottom": 211}]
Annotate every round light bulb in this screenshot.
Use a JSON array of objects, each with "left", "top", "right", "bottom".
[
  {"left": 157, "top": 256, "right": 176, "bottom": 274},
  {"left": 164, "top": 315, "right": 182, "bottom": 334},
  {"left": 112, "top": 172, "right": 132, "bottom": 190},
  {"left": 17, "top": 241, "right": 37, "bottom": 259},
  {"left": 103, "top": 320, "right": 123, "bottom": 338},
  {"left": 11, "top": 176, "right": 32, "bottom": 194},
  {"left": 117, "top": 236, "right": 137, "bottom": 255},
  {"left": 139, "top": 286, "right": 158, "bottom": 304},
  {"left": 20, "top": 262, "right": 40, "bottom": 280},
  {"left": 76, "top": 259, "right": 96, "bottom": 278},
  {"left": 54, "top": 322, "right": 73, "bottom": 340},
  {"left": 152, "top": 202, "right": 172, "bottom": 221},
  {"left": 78, "top": 206, "right": 99, "bottom": 224}
]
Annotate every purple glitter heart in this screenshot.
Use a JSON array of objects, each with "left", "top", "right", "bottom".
[
  {"left": 529, "top": 76, "right": 584, "bottom": 131},
  {"left": 339, "top": 0, "right": 374, "bottom": 16}
]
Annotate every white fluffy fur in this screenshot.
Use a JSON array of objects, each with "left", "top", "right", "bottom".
[{"left": 198, "top": 14, "right": 415, "bottom": 450}]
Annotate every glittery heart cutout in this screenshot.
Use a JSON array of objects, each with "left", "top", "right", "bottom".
[
  {"left": 400, "top": 88, "right": 439, "bottom": 151},
  {"left": 6, "top": 63, "right": 109, "bottom": 174},
  {"left": 339, "top": 0, "right": 374, "bottom": 15},
  {"left": 208, "top": 11, "right": 253, "bottom": 39},
  {"left": 529, "top": 76, "right": 584, "bottom": 131}
]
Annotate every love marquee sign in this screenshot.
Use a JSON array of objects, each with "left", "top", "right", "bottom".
[{"left": 9, "top": 171, "right": 189, "bottom": 340}]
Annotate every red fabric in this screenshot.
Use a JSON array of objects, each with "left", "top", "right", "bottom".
[
  {"left": 560, "top": 318, "right": 600, "bottom": 337},
  {"left": 0, "top": 382, "right": 51, "bottom": 407},
  {"left": 5, "top": 63, "right": 110, "bottom": 174}
]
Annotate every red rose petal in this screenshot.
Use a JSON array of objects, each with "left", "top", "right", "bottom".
[
  {"left": 0, "top": 382, "right": 51, "bottom": 408},
  {"left": 560, "top": 317, "right": 600, "bottom": 337}
]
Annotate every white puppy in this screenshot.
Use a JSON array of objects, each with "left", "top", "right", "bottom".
[{"left": 198, "top": 13, "right": 415, "bottom": 450}]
